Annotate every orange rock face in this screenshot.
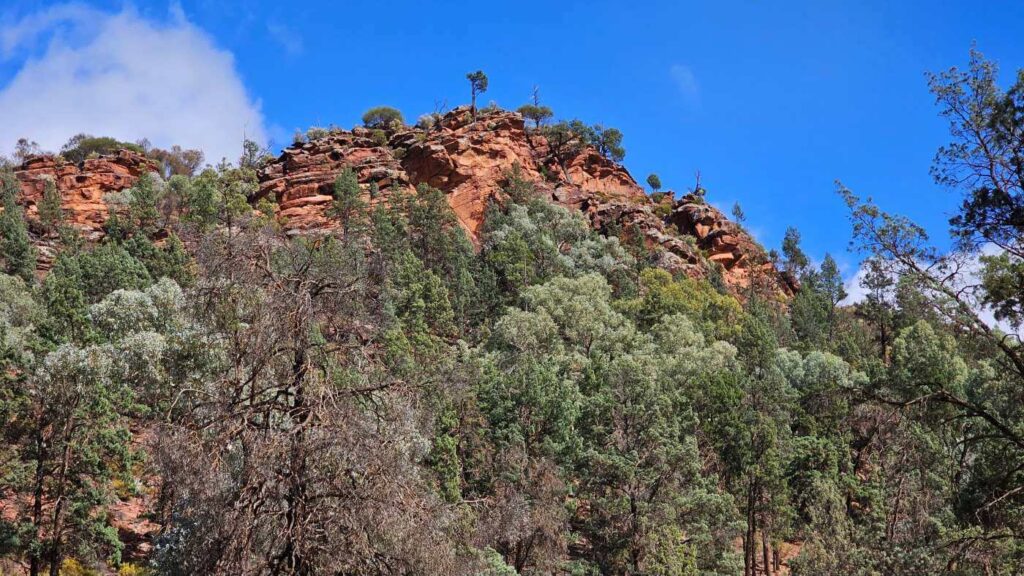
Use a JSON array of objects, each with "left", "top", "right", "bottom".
[
  {"left": 561, "top": 148, "right": 645, "bottom": 200},
  {"left": 256, "top": 106, "right": 792, "bottom": 296},
  {"left": 257, "top": 131, "right": 413, "bottom": 234},
  {"left": 259, "top": 107, "right": 647, "bottom": 239},
  {"left": 396, "top": 108, "right": 544, "bottom": 235},
  {"left": 14, "top": 150, "right": 157, "bottom": 241},
  {"left": 671, "top": 195, "right": 797, "bottom": 296}
]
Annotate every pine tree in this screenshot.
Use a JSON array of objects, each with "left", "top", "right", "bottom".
[
  {"left": 329, "top": 167, "right": 368, "bottom": 241},
  {"left": 646, "top": 173, "right": 662, "bottom": 192},
  {"left": 732, "top": 202, "right": 746, "bottom": 224},
  {"left": 781, "top": 226, "right": 809, "bottom": 278},
  {"left": 128, "top": 172, "right": 162, "bottom": 237},
  {"left": 37, "top": 178, "right": 64, "bottom": 234},
  {"left": 0, "top": 170, "right": 35, "bottom": 281},
  {"left": 466, "top": 70, "right": 488, "bottom": 120},
  {"left": 517, "top": 86, "right": 553, "bottom": 129}
]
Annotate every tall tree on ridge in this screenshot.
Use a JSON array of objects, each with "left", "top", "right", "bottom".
[{"left": 467, "top": 70, "right": 489, "bottom": 120}]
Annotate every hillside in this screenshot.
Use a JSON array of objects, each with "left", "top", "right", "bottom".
[
  {"left": 1, "top": 57, "right": 1024, "bottom": 576},
  {"left": 11, "top": 106, "right": 794, "bottom": 298}
]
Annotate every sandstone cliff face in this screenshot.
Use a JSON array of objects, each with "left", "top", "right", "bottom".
[
  {"left": 395, "top": 108, "right": 542, "bottom": 235},
  {"left": 257, "top": 131, "right": 413, "bottom": 234},
  {"left": 671, "top": 195, "right": 798, "bottom": 295},
  {"left": 14, "top": 150, "right": 157, "bottom": 240},
  {"left": 258, "top": 107, "right": 645, "bottom": 238},
  {"left": 257, "top": 106, "right": 791, "bottom": 296},
  {"left": 11, "top": 150, "right": 157, "bottom": 271}
]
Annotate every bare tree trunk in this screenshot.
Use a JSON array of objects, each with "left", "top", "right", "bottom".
[
  {"left": 629, "top": 493, "right": 641, "bottom": 574},
  {"left": 48, "top": 439, "right": 74, "bottom": 576},
  {"left": 277, "top": 346, "right": 310, "bottom": 575},
  {"left": 887, "top": 470, "right": 907, "bottom": 541},
  {"left": 29, "top": 430, "right": 46, "bottom": 576},
  {"left": 745, "top": 481, "right": 757, "bottom": 576},
  {"left": 879, "top": 317, "right": 889, "bottom": 363},
  {"left": 762, "top": 530, "right": 773, "bottom": 576}
]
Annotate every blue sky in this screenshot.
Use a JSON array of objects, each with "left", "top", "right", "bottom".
[{"left": 2, "top": 1, "right": 1024, "bottom": 281}]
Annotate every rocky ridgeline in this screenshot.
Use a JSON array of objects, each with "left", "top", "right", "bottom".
[
  {"left": 257, "top": 106, "right": 648, "bottom": 237},
  {"left": 257, "top": 106, "right": 794, "bottom": 296},
  {"left": 11, "top": 107, "right": 794, "bottom": 296}
]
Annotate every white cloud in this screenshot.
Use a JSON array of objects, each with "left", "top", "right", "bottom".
[
  {"left": 841, "top": 245, "right": 1021, "bottom": 338},
  {"left": 0, "top": 4, "right": 100, "bottom": 56},
  {"left": 0, "top": 4, "right": 266, "bottom": 165},
  {"left": 841, "top": 264, "right": 871, "bottom": 306},
  {"left": 267, "top": 20, "right": 303, "bottom": 56},
  {"left": 670, "top": 64, "right": 699, "bottom": 103}
]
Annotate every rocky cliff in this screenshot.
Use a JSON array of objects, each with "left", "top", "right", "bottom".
[
  {"left": 9, "top": 107, "right": 794, "bottom": 296},
  {"left": 10, "top": 150, "right": 157, "bottom": 271},
  {"left": 257, "top": 106, "right": 794, "bottom": 296},
  {"left": 257, "top": 107, "right": 646, "bottom": 237},
  {"left": 14, "top": 150, "right": 156, "bottom": 239}
]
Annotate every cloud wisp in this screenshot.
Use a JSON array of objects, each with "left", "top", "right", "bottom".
[
  {"left": 0, "top": 4, "right": 267, "bottom": 165},
  {"left": 267, "top": 20, "right": 304, "bottom": 56},
  {"left": 670, "top": 64, "right": 700, "bottom": 107}
]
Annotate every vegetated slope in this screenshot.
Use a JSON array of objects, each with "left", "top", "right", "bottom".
[
  {"left": 2, "top": 104, "right": 813, "bottom": 576},
  {"left": 12, "top": 150, "right": 156, "bottom": 270}
]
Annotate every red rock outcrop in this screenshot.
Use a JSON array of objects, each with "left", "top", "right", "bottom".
[
  {"left": 574, "top": 195, "right": 704, "bottom": 276},
  {"left": 10, "top": 150, "right": 158, "bottom": 272},
  {"left": 671, "top": 194, "right": 797, "bottom": 295},
  {"left": 255, "top": 106, "right": 792, "bottom": 296},
  {"left": 5, "top": 108, "right": 792, "bottom": 296},
  {"left": 398, "top": 108, "right": 644, "bottom": 235},
  {"left": 395, "top": 108, "right": 545, "bottom": 235},
  {"left": 257, "top": 130, "right": 413, "bottom": 234},
  {"left": 259, "top": 107, "right": 647, "bottom": 238},
  {"left": 14, "top": 150, "right": 157, "bottom": 241},
  {"left": 561, "top": 148, "right": 645, "bottom": 200}
]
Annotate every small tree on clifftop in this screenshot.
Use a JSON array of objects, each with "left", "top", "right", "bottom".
[
  {"left": 518, "top": 104, "right": 554, "bottom": 129},
  {"left": 13, "top": 138, "right": 42, "bottom": 163},
  {"left": 731, "top": 202, "right": 746, "bottom": 224},
  {"left": 781, "top": 226, "right": 809, "bottom": 278},
  {"left": 541, "top": 120, "right": 591, "bottom": 182},
  {"left": 466, "top": 71, "right": 488, "bottom": 120},
  {"left": 60, "top": 134, "right": 144, "bottom": 164},
  {"left": 517, "top": 85, "right": 554, "bottom": 129},
  {"left": 590, "top": 125, "right": 625, "bottom": 162},
  {"left": 646, "top": 174, "right": 662, "bottom": 192}
]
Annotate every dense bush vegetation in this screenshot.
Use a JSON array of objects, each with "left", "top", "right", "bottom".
[{"left": 1, "top": 52, "right": 1024, "bottom": 575}]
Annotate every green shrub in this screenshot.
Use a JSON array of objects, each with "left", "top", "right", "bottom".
[
  {"left": 362, "top": 106, "right": 404, "bottom": 129},
  {"left": 306, "top": 126, "right": 330, "bottom": 141}
]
